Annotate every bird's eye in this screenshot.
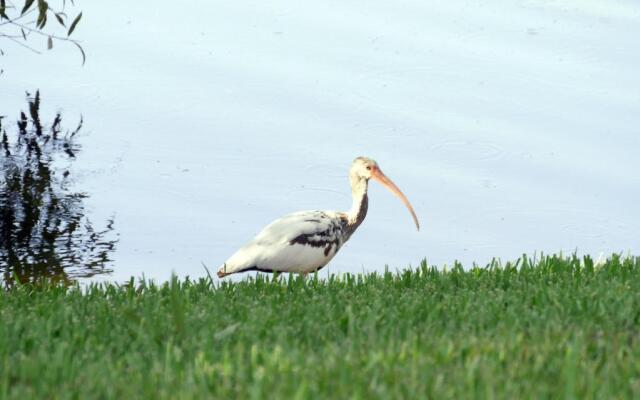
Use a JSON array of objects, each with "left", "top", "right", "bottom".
[{"left": 366, "top": 166, "right": 372, "bottom": 170}]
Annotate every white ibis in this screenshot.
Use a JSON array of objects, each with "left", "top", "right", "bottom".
[{"left": 217, "top": 157, "right": 420, "bottom": 278}]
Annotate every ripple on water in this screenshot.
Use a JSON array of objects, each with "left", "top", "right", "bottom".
[
  {"left": 430, "top": 140, "right": 506, "bottom": 165},
  {"left": 291, "top": 186, "right": 348, "bottom": 198},
  {"left": 303, "top": 162, "right": 346, "bottom": 178},
  {"left": 477, "top": 208, "right": 631, "bottom": 242}
]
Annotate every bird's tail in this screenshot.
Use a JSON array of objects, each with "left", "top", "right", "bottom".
[{"left": 217, "top": 263, "right": 231, "bottom": 278}]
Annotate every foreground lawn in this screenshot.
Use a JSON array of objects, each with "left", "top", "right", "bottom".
[{"left": 1, "top": 254, "right": 640, "bottom": 399}]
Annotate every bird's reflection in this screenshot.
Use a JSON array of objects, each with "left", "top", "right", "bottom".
[{"left": 0, "top": 91, "right": 117, "bottom": 286}]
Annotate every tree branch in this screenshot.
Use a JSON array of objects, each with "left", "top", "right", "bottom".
[
  {"left": 0, "top": 8, "right": 36, "bottom": 26},
  {"left": 0, "top": 32, "right": 41, "bottom": 53}
]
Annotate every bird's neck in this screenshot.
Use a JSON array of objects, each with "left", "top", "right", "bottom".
[{"left": 347, "top": 177, "right": 369, "bottom": 231}]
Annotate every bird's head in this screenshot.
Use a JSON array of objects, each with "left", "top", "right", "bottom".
[
  {"left": 350, "top": 156, "right": 420, "bottom": 231},
  {"left": 350, "top": 156, "right": 379, "bottom": 180}
]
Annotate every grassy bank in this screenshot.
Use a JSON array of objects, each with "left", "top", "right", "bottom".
[{"left": 1, "top": 254, "right": 640, "bottom": 399}]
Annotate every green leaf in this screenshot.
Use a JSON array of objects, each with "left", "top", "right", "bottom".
[
  {"left": 37, "top": 11, "right": 47, "bottom": 29},
  {"left": 0, "top": 0, "right": 8, "bottom": 20},
  {"left": 67, "top": 12, "right": 82, "bottom": 37},
  {"left": 47, "top": 36, "right": 53, "bottom": 50},
  {"left": 21, "top": 28, "right": 27, "bottom": 41},
  {"left": 55, "top": 12, "right": 66, "bottom": 27},
  {"left": 36, "top": 0, "right": 49, "bottom": 28},
  {"left": 21, "top": 0, "right": 35, "bottom": 15},
  {"left": 38, "top": 0, "right": 48, "bottom": 15},
  {"left": 72, "top": 41, "right": 86, "bottom": 66}
]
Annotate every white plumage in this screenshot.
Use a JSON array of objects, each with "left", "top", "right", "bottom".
[
  {"left": 220, "top": 211, "right": 347, "bottom": 275},
  {"left": 217, "top": 157, "right": 419, "bottom": 278}
]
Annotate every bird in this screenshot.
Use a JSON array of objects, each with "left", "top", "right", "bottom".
[{"left": 217, "top": 157, "right": 420, "bottom": 278}]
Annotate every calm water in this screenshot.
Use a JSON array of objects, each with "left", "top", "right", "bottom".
[{"left": 1, "top": 0, "right": 639, "bottom": 282}]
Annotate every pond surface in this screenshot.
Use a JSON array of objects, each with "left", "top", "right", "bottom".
[{"left": 1, "top": 0, "right": 639, "bottom": 282}]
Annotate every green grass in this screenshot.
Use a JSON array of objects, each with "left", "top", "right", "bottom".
[{"left": 1, "top": 254, "right": 640, "bottom": 399}]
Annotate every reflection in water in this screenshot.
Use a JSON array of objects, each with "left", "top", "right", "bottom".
[{"left": 0, "top": 92, "right": 117, "bottom": 286}]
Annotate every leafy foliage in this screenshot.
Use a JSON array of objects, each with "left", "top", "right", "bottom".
[
  {"left": 0, "top": 91, "right": 116, "bottom": 286},
  {"left": 0, "top": 0, "right": 84, "bottom": 64}
]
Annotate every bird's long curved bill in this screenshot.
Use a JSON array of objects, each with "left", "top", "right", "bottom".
[{"left": 372, "top": 168, "right": 420, "bottom": 231}]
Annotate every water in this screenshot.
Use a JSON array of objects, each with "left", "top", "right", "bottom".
[
  {"left": 1, "top": 0, "right": 639, "bottom": 282},
  {"left": 1, "top": 93, "right": 117, "bottom": 285}
]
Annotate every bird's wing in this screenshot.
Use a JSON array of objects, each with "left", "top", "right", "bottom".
[{"left": 253, "top": 210, "right": 345, "bottom": 245}]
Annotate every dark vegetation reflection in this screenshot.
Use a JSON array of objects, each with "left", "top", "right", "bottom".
[{"left": 0, "top": 91, "right": 116, "bottom": 286}]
